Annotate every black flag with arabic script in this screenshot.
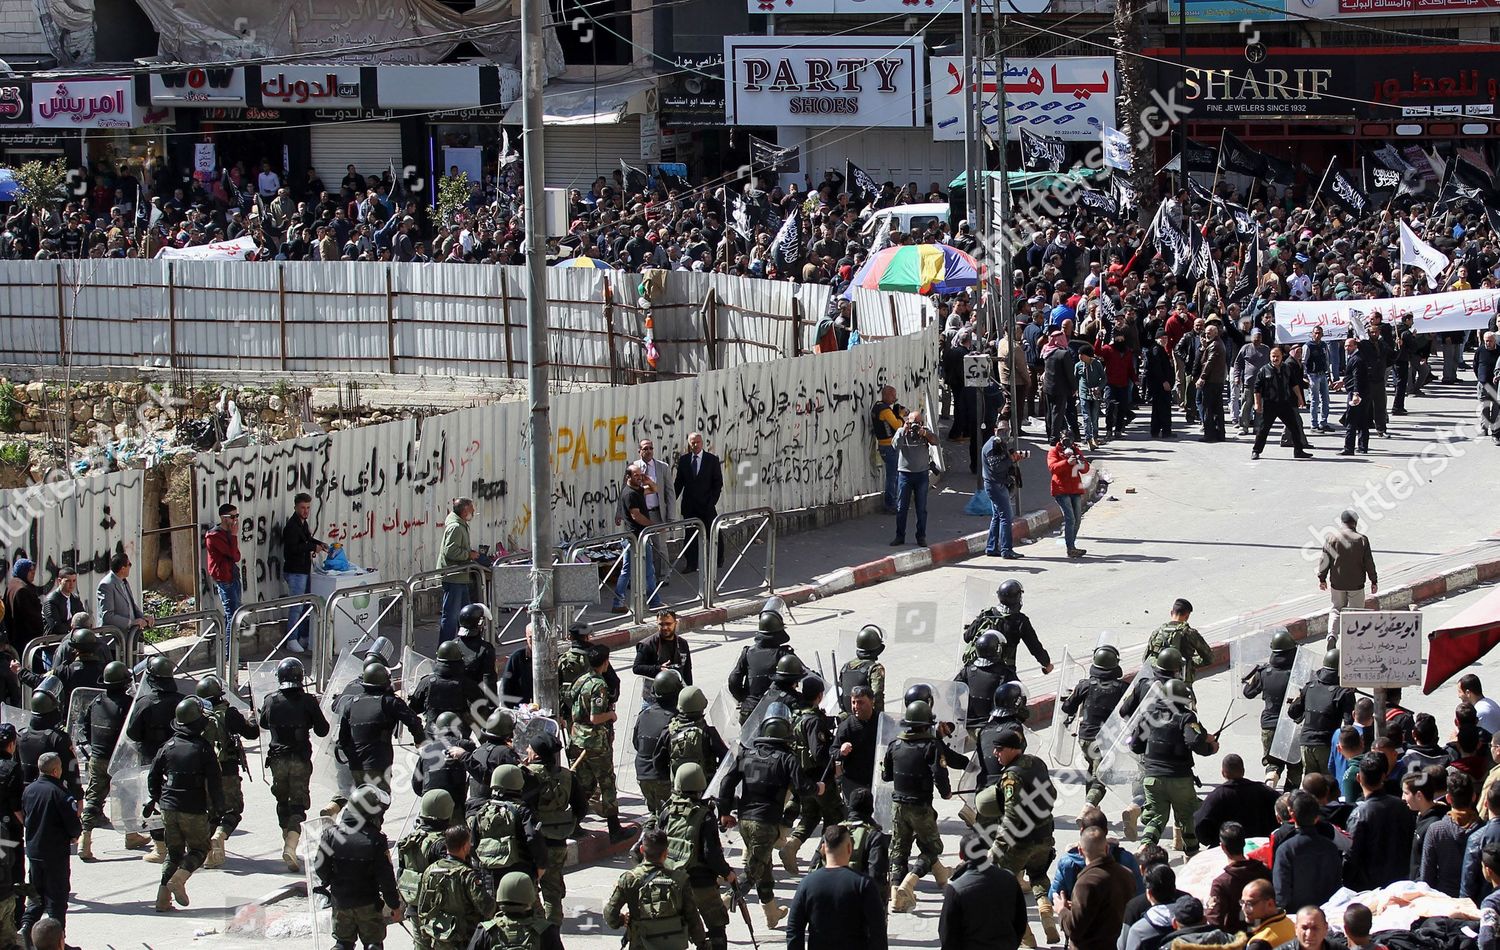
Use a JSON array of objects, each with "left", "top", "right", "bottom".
[
  {"left": 845, "top": 160, "right": 882, "bottom": 209},
  {"left": 769, "top": 207, "right": 803, "bottom": 274},
  {"left": 1324, "top": 165, "right": 1370, "bottom": 217},
  {"left": 1228, "top": 227, "right": 1260, "bottom": 304},
  {"left": 749, "top": 135, "right": 798, "bottom": 173},
  {"left": 1019, "top": 127, "right": 1067, "bottom": 172},
  {"left": 1437, "top": 156, "right": 1495, "bottom": 211},
  {"left": 1218, "top": 130, "right": 1267, "bottom": 178},
  {"left": 1078, "top": 187, "right": 1121, "bottom": 222},
  {"left": 1111, "top": 173, "right": 1137, "bottom": 215},
  {"left": 619, "top": 159, "right": 648, "bottom": 194}
]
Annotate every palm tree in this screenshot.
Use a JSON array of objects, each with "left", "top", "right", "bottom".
[{"left": 1113, "top": 0, "right": 1157, "bottom": 222}]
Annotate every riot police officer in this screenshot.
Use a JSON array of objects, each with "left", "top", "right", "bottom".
[
  {"left": 147, "top": 697, "right": 225, "bottom": 912},
  {"left": 337, "top": 662, "right": 424, "bottom": 794},
  {"left": 782, "top": 674, "right": 843, "bottom": 874},
  {"left": 1119, "top": 648, "right": 1185, "bottom": 720},
  {"left": 470, "top": 872, "right": 548, "bottom": 950},
  {"left": 837, "top": 625, "right": 886, "bottom": 714},
  {"left": 524, "top": 731, "right": 588, "bottom": 935},
  {"left": 18, "top": 678, "right": 82, "bottom": 798},
  {"left": 727, "top": 611, "right": 793, "bottom": 724},
  {"left": 957, "top": 631, "right": 1009, "bottom": 734},
  {"left": 195, "top": 674, "right": 260, "bottom": 869},
  {"left": 1059, "top": 645, "right": 1128, "bottom": 808},
  {"left": 634, "top": 669, "right": 682, "bottom": 815},
  {"left": 1132, "top": 678, "right": 1218, "bottom": 855},
  {"left": 606, "top": 827, "right": 708, "bottom": 950},
  {"left": 316, "top": 783, "right": 403, "bottom": 949},
  {"left": 883, "top": 700, "right": 954, "bottom": 914},
  {"left": 21, "top": 627, "right": 105, "bottom": 704},
  {"left": 720, "top": 702, "right": 812, "bottom": 928},
  {"left": 465, "top": 709, "right": 525, "bottom": 813},
  {"left": 903, "top": 683, "right": 971, "bottom": 772},
  {"left": 962, "top": 580, "right": 1054, "bottom": 679},
  {"left": 556, "top": 625, "right": 620, "bottom": 731},
  {"left": 1287, "top": 647, "right": 1355, "bottom": 781},
  {"left": 258, "top": 656, "right": 328, "bottom": 871},
  {"left": 412, "top": 711, "right": 475, "bottom": 809},
  {"left": 648, "top": 763, "right": 734, "bottom": 950},
  {"left": 409, "top": 639, "right": 485, "bottom": 735},
  {"left": 78, "top": 659, "right": 133, "bottom": 861},
  {"left": 986, "top": 729, "right": 1059, "bottom": 946},
  {"left": 761, "top": 653, "right": 805, "bottom": 716},
  {"left": 663, "top": 685, "right": 727, "bottom": 782},
  {"left": 124, "top": 654, "right": 182, "bottom": 864},
  {"left": 1242, "top": 629, "right": 1300, "bottom": 789},
  {"left": 452, "top": 602, "right": 499, "bottom": 711},
  {"left": 974, "top": 682, "right": 1029, "bottom": 792},
  {"left": 414, "top": 825, "right": 494, "bottom": 950},
  {"left": 570, "top": 645, "right": 630, "bottom": 841},
  {"left": 470, "top": 765, "right": 547, "bottom": 895},
  {"left": 398, "top": 789, "right": 454, "bottom": 926}
]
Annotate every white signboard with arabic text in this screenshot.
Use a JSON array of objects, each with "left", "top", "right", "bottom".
[
  {"left": 32, "top": 80, "right": 140, "bottom": 129},
  {"left": 931, "top": 56, "right": 1115, "bottom": 142},
  {"left": 1337, "top": 609, "right": 1422, "bottom": 688},
  {"left": 258, "top": 67, "right": 362, "bottom": 108},
  {"left": 1274, "top": 287, "right": 1500, "bottom": 344}
]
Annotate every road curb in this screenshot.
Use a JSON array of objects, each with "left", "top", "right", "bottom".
[
  {"left": 1023, "top": 555, "right": 1500, "bottom": 729},
  {"left": 592, "top": 470, "right": 1102, "bottom": 651}
]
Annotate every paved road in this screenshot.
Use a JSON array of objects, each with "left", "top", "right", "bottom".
[{"left": 61, "top": 378, "right": 1500, "bottom": 949}]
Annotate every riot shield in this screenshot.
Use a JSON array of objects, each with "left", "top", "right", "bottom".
[
  {"left": 400, "top": 647, "right": 434, "bottom": 700},
  {"left": 869, "top": 712, "right": 902, "bottom": 827},
  {"left": 904, "top": 678, "right": 972, "bottom": 756},
  {"left": 963, "top": 577, "right": 994, "bottom": 623},
  {"left": 65, "top": 687, "right": 104, "bottom": 745},
  {"left": 106, "top": 740, "right": 163, "bottom": 833},
  {"left": 614, "top": 674, "right": 642, "bottom": 785},
  {"left": 246, "top": 661, "right": 283, "bottom": 712},
  {"left": 834, "top": 631, "right": 859, "bottom": 714},
  {"left": 321, "top": 647, "right": 366, "bottom": 722},
  {"left": 514, "top": 713, "right": 560, "bottom": 756},
  {"left": 300, "top": 816, "right": 335, "bottom": 948},
  {"left": 0, "top": 704, "right": 25, "bottom": 727},
  {"left": 1092, "top": 663, "right": 1151, "bottom": 790},
  {"left": 706, "top": 692, "right": 778, "bottom": 801},
  {"left": 1270, "top": 645, "right": 1321, "bottom": 764},
  {"left": 1049, "top": 651, "right": 1086, "bottom": 770}
]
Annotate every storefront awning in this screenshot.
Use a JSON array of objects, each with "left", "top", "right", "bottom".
[{"left": 500, "top": 78, "right": 655, "bottom": 126}]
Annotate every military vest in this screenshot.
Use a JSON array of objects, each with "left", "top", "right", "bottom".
[
  {"left": 630, "top": 865, "right": 687, "bottom": 938},
  {"left": 557, "top": 648, "right": 590, "bottom": 716},
  {"left": 661, "top": 797, "right": 708, "bottom": 874},
  {"left": 397, "top": 825, "right": 446, "bottom": 905},
  {"left": 474, "top": 912, "right": 538, "bottom": 950},
  {"left": 473, "top": 799, "right": 524, "bottom": 871},
  {"left": 527, "top": 764, "right": 576, "bottom": 841},
  {"left": 666, "top": 717, "right": 707, "bottom": 775},
  {"left": 415, "top": 858, "right": 479, "bottom": 944},
  {"left": 838, "top": 660, "right": 875, "bottom": 714}
]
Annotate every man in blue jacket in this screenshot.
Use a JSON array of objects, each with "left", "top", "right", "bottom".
[{"left": 1462, "top": 781, "right": 1500, "bottom": 900}]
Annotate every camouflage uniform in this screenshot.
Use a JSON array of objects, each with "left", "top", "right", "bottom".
[
  {"left": 989, "top": 753, "right": 1056, "bottom": 898},
  {"left": 569, "top": 671, "right": 618, "bottom": 819},
  {"left": 414, "top": 855, "right": 496, "bottom": 950},
  {"left": 525, "top": 762, "right": 584, "bottom": 927},
  {"left": 604, "top": 859, "right": 708, "bottom": 950},
  {"left": 1143, "top": 620, "right": 1213, "bottom": 684}
]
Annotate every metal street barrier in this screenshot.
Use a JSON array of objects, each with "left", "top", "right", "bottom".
[
  {"left": 564, "top": 531, "right": 636, "bottom": 629},
  {"left": 705, "top": 507, "right": 776, "bottom": 608},
  {"left": 406, "top": 563, "right": 490, "bottom": 652},
  {"left": 226, "top": 594, "right": 326, "bottom": 693},
  {"left": 126, "top": 611, "right": 222, "bottom": 680},
  {"left": 22, "top": 625, "right": 126, "bottom": 674},
  {"left": 320, "top": 579, "right": 411, "bottom": 695},
  {"left": 638, "top": 517, "right": 709, "bottom": 619}
]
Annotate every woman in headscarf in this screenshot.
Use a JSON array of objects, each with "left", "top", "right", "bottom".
[{"left": 6, "top": 559, "right": 42, "bottom": 666}]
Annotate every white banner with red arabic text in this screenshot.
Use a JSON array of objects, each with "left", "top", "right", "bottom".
[
  {"left": 154, "top": 236, "right": 258, "bottom": 261},
  {"left": 1274, "top": 288, "right": 1500, "bottom": 343}
]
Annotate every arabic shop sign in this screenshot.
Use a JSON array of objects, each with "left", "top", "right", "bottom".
[
  {"left": 32, "top": 79, "right": 139, "bottom": 128},
  {"left": 930, "top": 56, "right": 1115, "bottom": 142},
  {"left": 0, "top": 81, "right": 29, "bottom": 124},
  {"left": 724, "top": 36, "right": 925, "bottom": 128},
  {"left": 660, "top": 66, "right": 725, "bottom": 127},
  {"left": 1158, "top": 49, "right": 1500, "bottom": 121},
  {"left": 256, "top": 67, "right": 362, "bottom": 108},
  {"left": 149, "top": 67, "right": 247, "bottom": 105}
]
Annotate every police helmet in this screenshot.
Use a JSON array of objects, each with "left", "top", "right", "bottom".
[
  {"left": 991, "top": 681, "right": 1026, "bottom": 716},
  {"left": 759, "top": 716, "right": 792, "bottom": 741},
  {"left": 496, "top": 871, "right": 536, "bottom": 910},
  {"left": 775, "top": 654, "right": 805, "bottom": 680},
  {"left": 482, "top": 709, "right": 515, "bottom": 741},
  {"left": 361, "top": 662, "right": 391, "bottom": 689},
  {"left": 1323, "top": 647, "right": 1340, "bottom": 671},
  {"left": 677, "top": 686, "right": 708, "bottom": 716},
  {"left": 903, "top": 683, "right": 935, "bottom": 708},
  {"left": 350, "top": 784, "right": 392, "bottom": 819},
  {"left": 975, "top": 631, "right": 1002, "bottom": 661},
  {"left": 490, "top": 764, "right": 525, "bottom": 793},
  {"left": 102, "top": 660, "right": 130, "bottom": 687},
  {"left": 1091, "top": 647, "right": 1121, "bottom": 672},
  {"left": 673, "top": 762, "right": 708, "bottom": 795},
  {"left": 420, "top": 788, "right": 455, "bottom": 821},
  {"left": 361, "top": 636, "right": 395, "bottom": 667},
  {"left": 436, "top": 641, "right": 465, "bottom": 664},
  {"left": 146, "top": 655, "right": 174, "bottom": 680},
  {"left": 757, "top": 611, "right": 786, "bottom": 636},
  {"left": 1160, "top": 678, "right": 1195, "bottom": 707},
  {"left": 195, "top": 675, "right": 224, "bottom": 700},
  {"left": 1269, "top": 629, "right": 1296, "bottom": 653},
  {"left": 457, "top": 602, "right": 489, "bottom": 635},
  {"left": 69, "top": 627, "right": 99, "bottom": 655},
  {"left": 652, "top": 669, "right": 685, "bottom": 704},
  {"left": 1152, "top": 647, "right": 1184, "bottom": 676},
  {"left": 174, "top": 696, "right": 204, "bottom": 725},
  {"left": 997, "top": 579, "right": 1024, "bottom": 608},
  {"left": 975, "top": 785, "right": 1002, "bottom": 820},
  {"left": 34, "top": 674, "right": 62, "bottom": 702},
  {"left": 856, "top": 625, "right": 886, "bottom": 658},
  {"left": 764, "top": 701, "right": 793, "bottom": 726},
  {"left": 432, "top": 711, "right": 464, "bottom": 736},
  {"left": 276, "top": 657, "right": 305, "bottom": 686},
  {"left": 903, "top": 700, "right": 934, "bottom": 729},
  {"left": 28, "top": 690, "right": 56, "bottom": 716}
]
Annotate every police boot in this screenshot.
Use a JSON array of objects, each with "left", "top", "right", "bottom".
[
  {"left": 708, "top": 927, "right": 729, "bottom": 950},
  {"left": 1021, "top": 925, "right": 1037, "bottom": 948},
  {"left": 958, "top": 803, "right": 978, "bottom": 827},
  {"left": 1265, "top": 765, "right": 1282, "bottom": 789},
  {"left": 205, "top": 829, "right": 227, "bottom": 868},
  {"left": 282, "top": 830, "right": 301, "bottom": 872},
  {"left": 78, "top": 828, "right": 94, "bottom": 862},
  {"left": 1036, "top": 894, "right": 1062, "bottom": 943},
  {"left": 891, "top": 873, "right": 919, "bottom": 913},
  {"left": 606, "top": 815, "right": 634, "bottom": 843},
  {"left": 1172, "top": 826, "right": 1184, "bottom": 853},
  {"left": 143, "top": 840, "right": 168, "bottom": 864},
  {"left": 762, "top": 897, "right": 786, "bottom": 928},
  {"left": 168, "top": 868, "right": 192, "bottom": 906},
  {"left": 1120, "top": 804, "right": 1141, "bottom": 841},
  {"left": 777, "top": 834, "right": 802, "bottom": 874},
  {"left": 124, "top": 832, "right": 151, "bottom": 850},
  {"left": 931, "top": 859, "right": 952, "bottom": 888},
  {"left": 154, "top": 885, "right": 176, "bottom": 913}
]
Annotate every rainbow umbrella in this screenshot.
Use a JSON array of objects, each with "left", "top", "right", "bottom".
[
  {"left": 552, "top": 255, "right": 612, "bottom": 269},
  {"left": 843, "top": 243, "right": 980, "bottom": 298}
]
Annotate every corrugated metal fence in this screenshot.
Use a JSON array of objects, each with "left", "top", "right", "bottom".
[{"left": 0, "top": 260, "right": 934, "bottom": 383}]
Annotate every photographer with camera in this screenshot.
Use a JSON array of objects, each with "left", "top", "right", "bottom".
[
  {"left": 890, "top": 411, "right": 939, "bottom": 547},
  {"left": 982, "top": 412, "right": 1030, "bottom": 560},
  {"left": 1047, "top": 434, "right": 1091, "bottom": 559}
]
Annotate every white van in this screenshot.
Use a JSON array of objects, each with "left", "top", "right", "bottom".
[{"left": 859, "top": 202, "right": 950, "bottom": 240}]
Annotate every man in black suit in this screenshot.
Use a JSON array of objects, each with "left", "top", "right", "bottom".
[
  {"left": 673, "top": 432, "right": 723, "bottom": 574},
  {"left": 1336, "top": 336, "right": 1371, "bottom": 455}
]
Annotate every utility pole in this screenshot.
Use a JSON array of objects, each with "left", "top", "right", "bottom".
[
  {"left": 993, "top": 2, "right": 1019, "bottom": 496},
  {"left": 1178, "top": 0, "right": 1188, "bottom": 193},
  {"left": 521, "top": 0, "right": 558, "bottom": 713},
  {"left": 961, "top": 0, "right": 979, "bottom": 230}
]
